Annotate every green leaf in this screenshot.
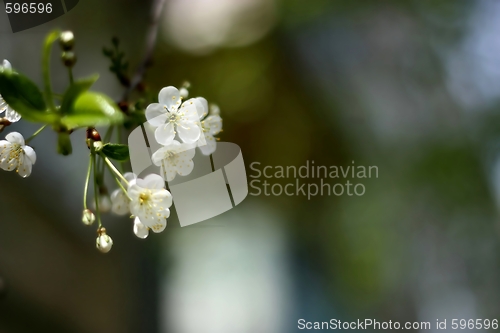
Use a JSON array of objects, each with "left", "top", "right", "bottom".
[
  {"left": 42, "top": 30, "right": 60, "bottom": 111},
  {"left": 60, "top": 74, "right": 99, "bottom": 113},
  {"left": 102, "top": 143, "right": 129, "bottom": 161},
  {"left": 0, "top": 69, "right": 56, "bottom": 123},
  {"left": 60, "top": 92, "right": 124, "bottom": 129}
]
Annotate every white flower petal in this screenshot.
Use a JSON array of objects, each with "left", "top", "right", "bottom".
[
  {"left": 179, "top": 143, "right": 196, "bottom": 159},
  {"left": 177, "top": 120, "right": 201, "bottom": 143},
  {"left": 158, "top": 86, "right": 181, "bottom": 111},
  {"left": 1, "top": 155, "right": 18, "bottom": 171},
  {"left": 0, "top": 97, "right": 7, "bottom": 114},
  {"left": 5, "top": 107, "right": 21, "bottom": 122},
  {"left": 142, "top": 174, "right": 166, "bottom": 189},
  {"left": 198, "top": 134, "right": 217, "bottom": 155},
  {"left": 6, "top": 132, "right": 25, "bottom": 145},
  {"left": 146, "top": 103, "right": 168, "bottom": 127},
  {"left": 123, "top": 172, "right": 137, "bottom": 183},
  {"left": 111, "top": 189, "right": 130, "bottom": 215},
  {"left": 22, "top": 146, "right": 36, "bottom": 165},
  {"left": 150, "top": 218, "right": 167, "bottom": 233},
  {"left": 177, "top": 159, "right": 194, "bottom": 177},
  {"left": 204, "top": 115, "right": 222, "bottom": 135},
  {"left": 156, "top": 190, "right": 172, "bottom": 209},
  {"left": 161, "top": 164, "right": 177, "bottom": 182},
  {"left": 151, "top": 146, "right": 169, "bottom": 166},
  {"left": 17, "top": 158, "right": 32, "bottom": 178},
  {"left": 155, "top": 122, "right": 175, "bottom": 145},
  {"left": 133, "top": 217, "right": 149, "bottom": 239},
  {"left": 195, "top": 97, "right": 208, "bottom": 119},
  {"left": 179, "top": 101, "right": 201, "bottom": 122},
  {"left": 0, "top": 140, "right": 10, "bottom": 153}
]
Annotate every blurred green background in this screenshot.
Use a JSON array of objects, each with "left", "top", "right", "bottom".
[{"left": 1, "top": 0, "right": 500, "bottom": 332}]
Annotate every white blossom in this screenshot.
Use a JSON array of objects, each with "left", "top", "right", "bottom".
[
  {"left": 110, "top": 172, "right": 136, "bottom": 215},
  {"left": 145, "top": 86, "right": 202, "bottom": 145},
  {"left": 151, "top": 140, "right": 195, "bottom": 181},
  {"left": 0, "top": 132, "right": 36, "bottom": 178},
  {"left": 133, "top": 217, "right": 149, "bottom": 239},
  {"left": 0, "top": 60, "right": 21, "bottom": 123},
  {"left": 96, "top": 234, "right": 113, "bottom": 253},
  {"left": 128, "top": 174, "right": 172, "bottom": 233},
  {"left": 194, "top": 97, "right": 222, "bottom": 155}
]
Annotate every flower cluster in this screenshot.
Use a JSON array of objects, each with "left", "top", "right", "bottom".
[
  {"left": 146, "top": 86, "right": 223, "bottom": 182},
  {"left": 100, "top": 86, "right": 223, "bottom": 247},
  {"left": 0, "top": 30, "right": 225, "bottom": 254},
  {"left": 0, "top": 60, "right": 22, "bottom": 123},
  {"left": 109, "top": 172, "right": 172, "bottom": 238}
]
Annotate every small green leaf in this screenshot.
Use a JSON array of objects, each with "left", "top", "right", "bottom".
[
  {"left": 0, "top": 69, "right": 56, "bottom": 123},
  {"left": 60, "top": 92, "right": 124, "bottom": 129},
  {"left": 60, "top": 74, "right": 99, "bottom": 113},
  {"left": 42, "top": 30, "right": 61, "bottom": 111},
  {"left": 102, "top": 143, "right": 129, "bottom": 161}
]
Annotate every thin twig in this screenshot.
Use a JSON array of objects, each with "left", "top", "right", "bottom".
[{"left": 122, "top": 0, "right": 167, "bottom": 101}]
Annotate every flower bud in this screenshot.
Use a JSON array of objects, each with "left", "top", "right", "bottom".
[
  {"left": 60, "top": 31, "right": 75, "bottom": 51},
  {"left": 82, "top": 209, "right": 95, "bottom": 226},
  {"left": 179, "top": 87, "right": 189, "bottom": 99},
  {"left": 210, "top": 104, "right": 220, "bottom": 115},
  {"left": 133, "top": 217, "right": 149, "bottom": 239},
  {"left": 62, "top": 51, "right": 77, "bottom": 68},
  {"left": 96, "top": 229, "right": 113, "bottom": 253}
]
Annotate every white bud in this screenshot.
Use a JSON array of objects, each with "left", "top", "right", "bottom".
[
  {"left": 179, "top": 87, "right": 189, "bottom": 99},
  {"left": 210, "top": 104, "right": 220, "bottom": 115},
  {"left": 96, "top": 234, "right": 113, "bottom": 253},
  {"left": 133, "top": 217, "right": 149, "bottom": 239},
  {"left": 82, "top": 209, "right": 95, "bottom": 226}
]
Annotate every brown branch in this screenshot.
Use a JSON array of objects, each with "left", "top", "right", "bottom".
[{"left": 122, "top": 0, "right": 167, "bottom": 101}]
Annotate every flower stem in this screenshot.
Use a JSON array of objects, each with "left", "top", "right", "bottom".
[
  {"left": 90, "top": 146, "right": 102, "bottom": 228},
  {"left": 26, "top": 125, "right": 48, "bottom": 144},
  {"left": 92, "top": 153, "right": 102, "bottom": 228},
  {"left": 101, "top": 154, "right": 129, "bottom": 185},
  {"left": 116, "top": 127, "right": 125, "bottom": 173},
  {"left": 83, "top": 156, "right": 92, "bottom": 209},
  {"left": 107, "top": 165, "right": 131, "bottom": 199}
]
